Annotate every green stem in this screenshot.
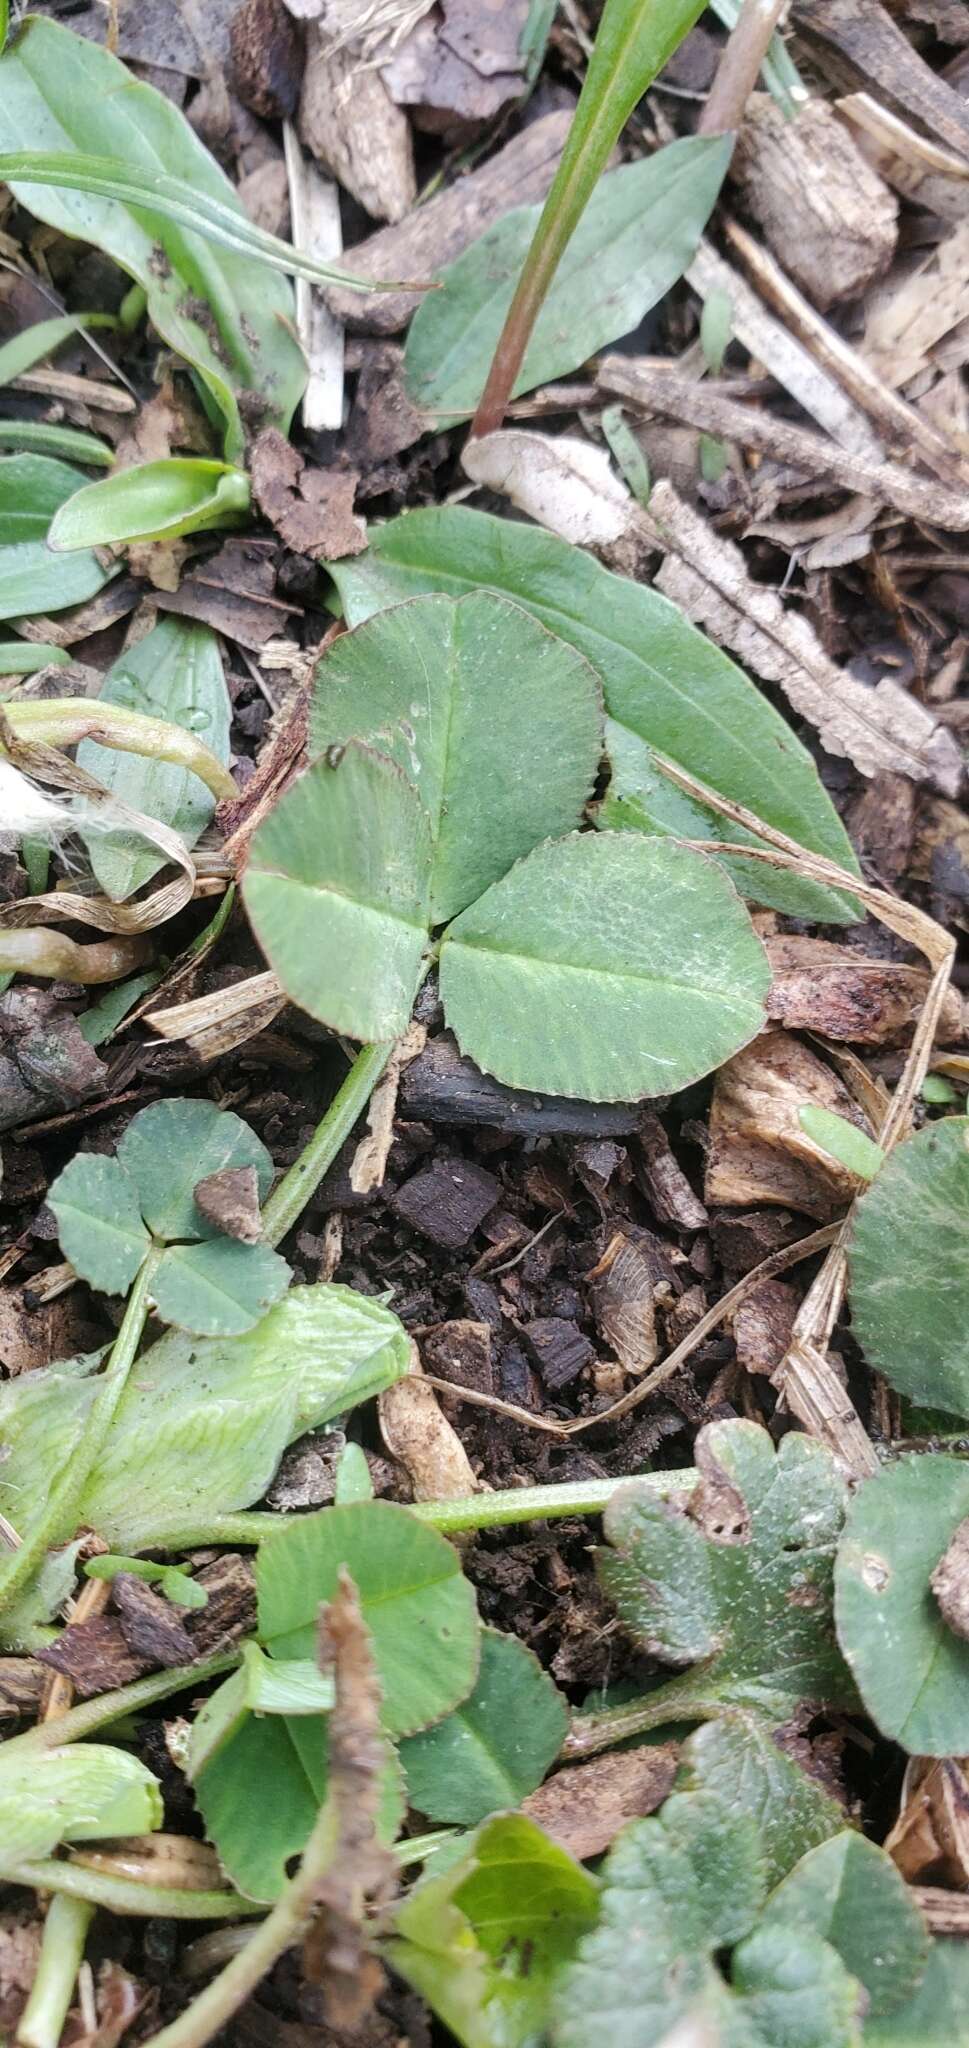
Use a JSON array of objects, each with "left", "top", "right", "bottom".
[
  {"left": 261, "top": 1041, "right": 394, "bottom": 1249},
  {"left": 4, "top": 1863, "right": 263, "bottom": 1921},
  {"left": 137, "top": 1775, "right": 341, "bottom": 2048},
  {"left": 136, "top": 1470, "right": 696, "bottom": 1553},
  {"left": 0, "top": 1250, "right": 161, "bottom": 1619},
  {"left": 16, "top": 1895, "right": 94, "bottom": 2048},
  {"left": 564, "top": 1685, "right": 718, "bottom": 1758},
  {"left": 1, "top": 1649, "right": 243, "bottom": 1760},
  {"left": 1, "top": 699, "right": 235, "bottom": 801}
]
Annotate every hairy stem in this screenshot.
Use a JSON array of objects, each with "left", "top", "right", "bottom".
[
  {"left": 17, "top": 1895, "right": 94, "bottom": 2048},
  {"left": 1, "top": 700, "right": 236, "bottom": 801},
  {"left": 0, "top": 1249, "right": 161, "bottom": 1618},
  {"left": 261, "top": 1041, "right": 394, "bottom": 1249},
  {"left": 4, "top": 1862, "right": 263, "bottom": 1920},
  {"left": 565, "top": 1686, "right": 720, "bottom": 1758}
]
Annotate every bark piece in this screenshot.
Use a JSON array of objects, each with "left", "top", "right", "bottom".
[
  {"left": 251, "top": 430, "right": 366, "bottom": 559},
  {"left": 865, "top": 219, "right": 969, "bottom": 392},
  {"left": 194, "top": 1165, "right": 263, "bottom": 1244},
  {"left": 765, "top": 934, "right": 964, "bottom": 1046},
  {"left": 587, "top": 1233, "right": 658, "bottom": 1377},
  {"left": 379, "top": 1343, "right": 478, "bottom": 1500},
  {"left": 381, "top": 0, "right": 528, "bottom": 143},
  {"left": 931, "top": 1517, "right": 969, "bottom": 1643},
  {"left": 36, "top": 1616, "right": 151, "bottom": 1697},
  {"left": 399, "top": 1031, "right": 645, "bottom": 1138},
  {"left": 887, "top": 1756, "right": 969, "bottom": 1886},
  {"left": 793, "top": 0, "right": 969, "bottom": 161},
  {"left": 345, "top": 340, "right": 428, "bottom": 465},
  {"left": 0, "top": 1659, "right": 46, "bottom": 1719},
  {"left": 391, "top": 1154, "right": 500, "bottom": 1248},
  {"left": 423, "top": 1317, "right": 495, "bottom": 1397},
  {"left": 230, "top": 0, "right": 304, "bottom": 118},
  {"left": 186, "top": 1554, "right": 257, "bottom": 1653},
  {"left": 300, "top": 23, "right": 416, "bottom": 224},
  {"left": 0, "top": 989, "right": 106, "bottom": 1134},
  {"left": 521, "top": 1746, "right": 678, "bottom": 1861},
  {"left": 156, "top": 539, "right": 297, "bottom": 652},
  {"left": 114, "top": 1575, "right": 196, "bottom": 1668},
  {"left": 326, "top": 108, "right": 571, "bottom": 331},
  {"left": 635, "top": 1111, "right": 708, "bottom": 1232},
  {"left": 705, "top": 1027, "right": 873, "bottom": 1221},
  {"left": 732, "top": 1277, "right": 800, "bottom": 1378},
  {"left": 734, "top": 93, "right": 896, "bottom": 310},
  {"left": 522, "top": 1316, "right": 593, "bottom": 1391}
]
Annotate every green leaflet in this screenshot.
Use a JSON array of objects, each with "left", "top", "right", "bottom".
[
  {"left": 48, "top": 459, "right": 250, "bottom": 551},
  {"left": 679, "top": 1717, "right": 845, "bottom": 1888},
  {"left": 0, "top": 1283, "right": 409, "bottom": 1554},
  {"left": 0, "top": 450, "right": 112, "bottom": 621},
  {"left": 329, "top": 506, "right": 862, "bottom": 924},
  {"left": 799, "top": 1105, "right": 885, "bottom": 1181},
  {"left": 400, "top": 1627, "right": 569, "bottom": 1826},
  {"left": 0, "top": 1743, "right": 161, "bottom": 1869},
  {"left": 0, "top": 19, "right": 306, "bottom": 460},
  {"left": 405, "top": 140, "right": 730, "bottom": 419},
  {"left": 865, "top": 1941, "right": 969, "bottom": 2045},
  {"left": 848, "top": 1118, "right": 969, "bottom": 1414},
  {"left": 78, "top": 615, "right": 230, "bottom": 901}
]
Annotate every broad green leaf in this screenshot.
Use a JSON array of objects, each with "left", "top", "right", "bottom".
[
  {"left": 439, "top": 833, "right": 769, "bottom": 1101},
  {"left": 0, "top": 539, "right": 113, "bottom": 622},
  {"left": 152, "top": 1235, "right": 291, "bottom": 1337},
  {"left": 390, "top": 1813, "right": 599, "bottom": 2048},
  {"left": 0, "top": 1283, "right": 409, "bottom": 1552},
  {"left": 799, "top": 1105, "right": 885, "bottom": 1180},
  {"left": 0, "top": 640, "right": 71, "bottom": 674},
  {"left": 116, "top": 1097, "right": 274, "bottom": 1241},
  {"left": 308, "top": 592, "right": 603, "bottom": 923},
  {"left": 679, "top": 1716, "right": 845, "bottom": 1888},
  {"left": 835, "top": 1456, "right": 969, "bottom": 1756},
  {"left": 0, "top": 452, "right": 87, "bottom": 541},
  {"left": 0, "top": 419, "right": 112, "bottom": 465},
  {"left": 555, "top": 1792, "right": 860, "bottom": 2048},
  {"left": 257, "top": 1500, "right": 480, "bottom": 1738},
  {"left": 78, "top": 617, "right": 230, "bottom": 901},
  {"left": 599, "top": 1421, "right": 853, "bottom": 1726},
  {"left": 243, "top": 743, "right": 433, "bottom": 1043},
  {"left": 0, "top": 1743, "right": 161, "bottom": 1868},
  {"left": 865, "top": 1940, "right": 969, "bottom": 2045},
  {"left": 400, "top": 1627, "right": 568, "bottom": 1826},
  {"left": 0, "top": 313, "right": 112, "bottom": 388},
  {"left": 0, "top": 19, "right": 306, "bottom": 460},
  {"left": 195, "top": 1704, "right": 403, "bottom": 1903},
  {"left": 330, "top": 507, "right": 861, "bottom": 924},
  {"left": 48, "top": 458, "right": 249, "bottom": 551},
  {"left": 763, "top": 1833, "right": 929, "bottom": 2018},
  {"left": 848, "top": 1119, "right": 969, "bottom": 1414},
  {"left": 47, "top": 1151, "right": 149, "bottom": 1296},
  {"left": 405, "top": 140, "right": 730, "bottom": 419}
]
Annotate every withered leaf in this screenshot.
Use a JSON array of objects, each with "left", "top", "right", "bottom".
[
  {"left": 250, "top": 430, "right": 366, "bottom": 561},
  {"left": 520, "top": 1747, "right": 679, "bottom": 1862},
  {"left": 194, "top": 1165, "right": 264, "bottom": 1244}
]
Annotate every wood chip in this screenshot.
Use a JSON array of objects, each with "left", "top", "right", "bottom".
[
  {"left": 520, "top": 1746, "right": 678, "bottom": 1861},
  {"left": 930, "top": 1516, "right": 969, "bottom": 1643},
  {"left": 381, "top": 0, "right": 528, "bottom": 143},
  {"left": 793, "top": 0, "right": 969, "bottom": 162},
  {"left": 887, "top": 1757, "right": 969, "bottom": 1885},
  {"left": 35, "top": 1616, "right": 152, "bottom": 1697},
  {"left": 300, "top": 20, "right": 415, "bottom": 223},
  {"left": 765, "top": 934, "right": 965, "bottom": 1046},
  {"left": 732, "top": 1276, "right": 800, "bottom": 1377},
  {"left": 390, "top": 1154, "right": 501, "bottom": 1248},
  {"left": 156, "top": 539, "right": 297, "bottom": 652},
  {"left": 705, "top": 1027, "right": 874, "bottom": 1220},
  {"left": 113, "top": 1574, "right": 196, "bottom": 1668},
  {"left": 522, "top": 1316, "right": 594, "bottom": 1391},
  {"left": 733, "top": 93, "right": 896, "bottom": 310},
  {"left": 399, "top": 1031, "right": 646, "bottom": 1138},
  {"left": 193, "top": 1165, "right": 263, "bottom": 1243},
  {"left": 422, "top": 1318, "right": 495, "bottom": 1397},
  {"left": 588, "top": 1232, "right": 658, "bottom": 1377},
  {"left": 349, "top": 1019, "right": 427, "bottom": 1195},
  {"left": 635, "top": 1111, "right": 708, "bottom": 1232}
]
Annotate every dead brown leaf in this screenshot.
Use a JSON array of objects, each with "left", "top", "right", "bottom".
[
  {"left": 705, "top": 1028, "right": 874, "bottom": 1220},
  {"left": 250, "top": 430, "right": 366, "bottom": 560},
  {"left": 379, "top": 1341, "right": 478, "bottom": 1500},
  {"left": 520, "top": 1747, "right": 678, "bottom": 1861},
  {"left": 930, "top": 1515, "right": 969, "bottom": 1643},
  {"left": 887, "top": 1755, "right": 969, "bottom": 1886},
  {"left": 193, "top": 1164, "right": 263, "bottom": 1243},
  {"left": 587, "top": 1232, "right": 659, "bottom": 1376},
  {"left": 382, "top": 0, "right": 529, "bottom": 142},
  {"left": 765, "top": 934, "right": 965, "bottom": 1045},
  {"left": 732, "top": 1276, "right": 800, "bottom": 1378}
]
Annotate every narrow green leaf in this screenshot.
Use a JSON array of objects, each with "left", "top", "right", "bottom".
[
  {"left": 48, "top": 458, "right": 249, "bottom": 552},
  {"left": 600, "top": 406, "right": 651, "bottom": 506},
  {"left": 0, "top": 540, "right": 113, "bottom": 623},
  {"left": 762, "top": 1833, "right": 929, "bottom": 2018},
  {"left": 116, "top": 1097, "right": 274, "bottom": 1241},
  {"left": 330, "top": 506, "right": 862, "bottom": 924},
  {"left": 243, "top": 742, "right": 433, "bottom": 1043},
  {"left": 835, "top": 1456, "right": 969, "bottom": 1756},
  {"left": 0, "top": 1743, "right": 161, "bottom": 1868},
  {"left": 0, "top": 453, "right": 87, "bottom": 541},
  {"left": 308, "top": 591, "right": 603, "bottom": 922},
  {"left": 334, "top": 1441, "right": 374, "bottom": 1504},
  {"left": 0, "top": 419, "right": 113, "bottom": 464},
  {"left": 0, "top": 640, "right": 71, "bottom": 674},
  {"left": 0, "top": 1283, "right": 410, "bottom": 1551},
  {"left": 440, "top": 834, "right": 770, "bottom": 1101},
  {"left": 700, "top": 286, "right": 733, "bottom": 375},
  {"left": 0, "top": 18, "right": 308, "bottom": 458},
  {"left": 799, "top": 1105, "right": 885, "bottom": 1181},
  {"left": 401, "top": 1627, "right": 569, "bottom": 1825},
  {"left": 405, "top": 140, "right": 730, "bottom": 419},
  {"left": 257, "top": 1501, "right": 480, "bottom": 1738},
  {"left": 47, "top": 1152, "right": 149, "bottom": 1296},
  {"left": 78, "top": 969, "right": 165, "bottom": 1045},
  {"left": 0, "top": 313, "right": 112, "bottom": 388},
  {"left": 848, "top": 1118, "right": 969, "bottom": 1414},
  {"left": 77, "top": 616, "right": 230, "bottom": 901}
]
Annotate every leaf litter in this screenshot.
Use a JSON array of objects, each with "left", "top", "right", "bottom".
[{"left": 0, "top": 0, "right": 967, "bottom": 2043}]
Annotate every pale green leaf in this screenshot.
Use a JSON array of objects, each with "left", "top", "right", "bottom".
[
  {"left": 47, "top": 1151, "right": 149, "bottom": 1296},
  {"left": 48, "top": 459, "right": 249, "bottom": 551},
  {"left": 0, "top": 420, "right": 112, "bottom": 465},
  {"left": 116, "top": 1096, "right": 273, "bottom": 1241},
  {"left": 78, "top": 968, "right": 164, "bottom": 1044},
  {"left": 0, "top": 639, "right": 71, "bottom": 674},
  {"left": 187, "top": 1643, "right": 334, "bottom": 1781},
  {"left": 153, "top": 1235, "right": 291, "bottom": 1337},
  {"left": 308, "top": 591, "right": 602, "bottom": 923},
  {"left": 0, "top": 452, "right": 87, "bottom": 541},
  {"left": 0, "top": 18, "right": 306, "bottom": 460},
  {"left": 763, "top": 1833, "right": 929, "bottom": 2018},
  {"left": 440, "top": 833, "right": 769, "bottom": 1101},
  {"left": 799, "top": 1105, "right": 884, "bottom": 1181},
  {"left": 334, "top": 1441, "right": 375, "bottom": 1503},
  {"left": 865, "top": 1940, "right": 969, "bottom": 2045},
  {"left": 848, "top": 1118, "right": 969, "bottom": 1414},
  {"left": 400, "top": 1627, "right": 568, "bottom": 1826},
  {"left": 330, "top": 506, "right": 861, "bottom": 924},
  {"left": 243, "top": 742, "right": 432, "bottom": 1042},
  {"left": 78, "top": 616, "right": 230, "bottom": 901},
  {"left": 0, "top": 313, "right": 111, "bottom": 388},
  {"left": 405, "top": 140, "right": 730, "bottom": 419},
  {"left": 257, "top": 1500, "right": 480, "bottom": 1737},
  {"left": 679, "top": 1716, "right": 844, "bottom": 1888},
  {"left": 599, "top": 1421, "right": 853, "bottom": 1726},
  {"left": 835, "top": 1455, "right": 969, "bottom": 1756},
  {"left": 0, "top": 540, "right": 113, "bottom": 622},
  {"left": 600, "top": 407, "right": 651, "bottom": 506},
  {"left": 0, "top": 1283, "right": 410, "bottom": 1552},
  {"left": 0, "top": 1743, "right": 161, "bottom": 1869}
]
